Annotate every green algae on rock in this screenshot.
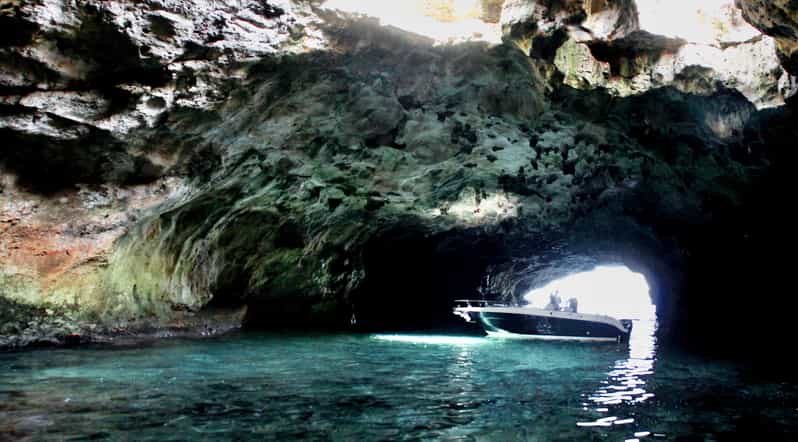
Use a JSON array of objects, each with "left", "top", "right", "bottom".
[{"left": 2, "top": 0, "right": 798, "bottom": 347}]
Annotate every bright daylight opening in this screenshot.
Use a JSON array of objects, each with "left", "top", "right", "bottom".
[
  {"left": 321, "top": 0, "right": 502, "bottom": 44},
  {"left": 522, "top": 265, "right": 656, "bottom": 322},
  {"left": 635, "top": 0, "right": 759, "bottom": 44}
]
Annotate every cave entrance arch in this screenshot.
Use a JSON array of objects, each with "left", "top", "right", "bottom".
[
  {"left": 521, "top": 265, "right": 656, "bottom": 323},
  {"left": 521, "top": 264, "right": 658, "bottom": 349}
]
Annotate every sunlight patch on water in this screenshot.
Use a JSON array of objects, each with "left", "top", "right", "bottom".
[
  {"left": 581, "top": 317, "right": 658, "bottom": 438},
  {"left": 373, "top": 334, "right": 487, "bottom": 346}
]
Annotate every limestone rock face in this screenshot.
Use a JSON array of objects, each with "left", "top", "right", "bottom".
[
  {"left": 736, "top": 0, "right": 798, "bottom": 74},
  {"left": 1, "top": 0, "right": 324, "bottom": 346},
  {"left": 501, "top": 0, "right": 797, "bottom": 109},
  {"left": 99, "top": 32, "right": 549, "bottom": 330},
  {"left": 0, "top": 0, "right": 324, "bottom": 161},
  {"left": 1, "top": 0, "right": 797, "bottom": 347}
]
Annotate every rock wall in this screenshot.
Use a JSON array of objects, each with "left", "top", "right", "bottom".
[
  {"left": 502, "top": 0, "right": 796, "bottom": 108},
  {"left": 736, "top": 0, "right": 798, "bottom": 74},
  {"left": 2, "top": 0, "right": 797, "bottom": 348},
  {"left": 1, "top": 0, "right": 325, "bottom": 345}
]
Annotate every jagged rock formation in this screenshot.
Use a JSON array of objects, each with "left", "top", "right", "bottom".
[
  {"left": 736, "top": 0, "right": 798, "bottom": 74},
  {"left": 1, "top": 0, "right": 797, "bottom": 349},
  {"left": 502, "top": 0, "right": 796, "bottom": 108},
  {"left": 0, "top": 0, "right": 328, "bottom": 346}
]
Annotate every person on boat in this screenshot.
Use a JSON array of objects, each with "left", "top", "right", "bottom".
[
  {"left": 566, "top": 297, "right": 578, "bottom": 313},
  {"left": 545, "top": 291, "right": 561, "bottom": 311}
]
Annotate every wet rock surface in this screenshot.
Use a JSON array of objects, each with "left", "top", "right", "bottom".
[{"left": 1, "top": 0, "right": 797, "bottom": 352}]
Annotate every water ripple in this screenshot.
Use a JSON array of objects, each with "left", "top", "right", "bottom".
[{"left": 0, "top": 329, "right": 795, "bottom": 440}]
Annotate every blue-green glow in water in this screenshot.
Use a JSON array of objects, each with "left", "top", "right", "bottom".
[{"left": 1, "top": 322, "right": 797, "bottom": 441}]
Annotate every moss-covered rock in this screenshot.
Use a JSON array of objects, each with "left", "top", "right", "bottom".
[{"left": 2, "top": 1, "right": 797, "bottom": 347}]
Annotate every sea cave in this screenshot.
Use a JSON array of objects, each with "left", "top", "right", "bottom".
[{"left": 2, "top": 0, "right": 798, "bottom": 439}]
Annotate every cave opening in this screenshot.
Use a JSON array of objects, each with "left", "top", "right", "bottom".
[
  {"left": 351, "top": 226, "right": 508, "bottom": 333},
  {"left": 349, "top": 219, "right": 668, "bottom": 340},
  {"left": 521, "top": 265, "right": 656, "bottom": 324}
]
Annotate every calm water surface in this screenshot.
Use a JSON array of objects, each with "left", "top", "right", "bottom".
[{"left": 1, "top": 321, "right": 797, "bottom": 441}]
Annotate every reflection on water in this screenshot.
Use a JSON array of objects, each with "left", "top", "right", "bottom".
[
  {"left": 578, "top": 319, "right": 658, "bottom": 436},
  {"left": 1, "top": 326, "right": 797, "bottom": 440},
  {"left": 373, "top": 334, "right": 486, "bottom": 346},
  {"left": 592, "top": 319, "right": 657, "bottom": 406}
]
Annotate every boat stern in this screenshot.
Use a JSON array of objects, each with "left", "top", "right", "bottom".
[
  {"left": 453, "top": 299, "right": 477, "bottom": 323},
  {"left": 453, "top": 299, "right": 491, "bottom": 324},
  {"left": 453, "top": 308, "right": 474, "bottom": 323},
  {"left": 620, "top": 319, "right": 634, "bottom": 334}
]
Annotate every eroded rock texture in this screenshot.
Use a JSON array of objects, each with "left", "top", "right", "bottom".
[
  {"left": 1, "top": 0, "right": 797, "bottom": 350},
  {"left": 1, "top": 0, "right": 321, "bottom": 345},
  {"left": 503, "top": 0, "right": 796, "bottom": 108},
  {"left": 736, "top": 0, "right": 798, "bottom": 74}
]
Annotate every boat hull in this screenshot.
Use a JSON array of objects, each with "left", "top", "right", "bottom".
[
  {"left": 484, "top": 330, "right": 620, "bottom": 342},
  {"left": 479, "top": 311, "right": 628, "bottom": 342},
  {"left": 454, "top": 306, "right": 632, "bottom": 342}
]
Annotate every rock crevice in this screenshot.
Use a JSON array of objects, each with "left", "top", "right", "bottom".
[{"left": 1, "top": 0, "right": 797, "bottom": 350}]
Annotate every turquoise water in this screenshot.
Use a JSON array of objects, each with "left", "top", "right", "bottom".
[{"left": 1, "top": 322, "right": 797, "bottom": 441}]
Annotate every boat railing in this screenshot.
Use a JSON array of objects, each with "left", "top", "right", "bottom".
[
  {"left": 455, "top": 300, "right": 636, "bottom": 321},
  {"left": 453, "top": 299, "right": 509, "bottom": 308}
]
